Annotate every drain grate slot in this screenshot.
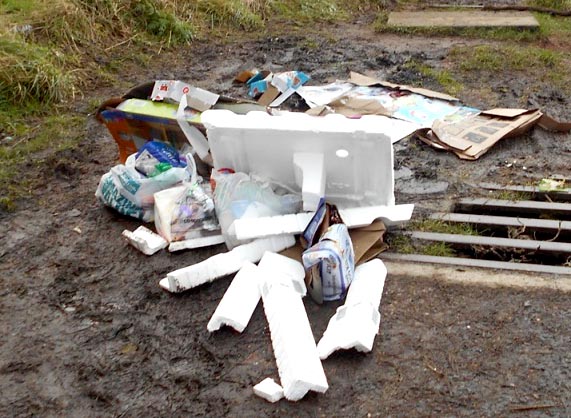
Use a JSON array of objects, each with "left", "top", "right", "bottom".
[
  {"left": 478, "top": 182, "right": 571, "bottom": 202},
  {"left": 385, "top": 185, "right": 571, "bottom": 273},
  {"left": 430, "top": 213, "right": 571, "bottom": 236},
  {"left": 455, "top": 198, "right": 571, "bottom": 220}
]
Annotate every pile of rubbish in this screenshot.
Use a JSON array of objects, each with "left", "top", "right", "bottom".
[{"left": 94, "top": 70, "right": 569, "bottom": 402}]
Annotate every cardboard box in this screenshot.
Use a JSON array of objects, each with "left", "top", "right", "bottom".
[{"left": 96, "top": 82, "right": 263, "bottom": 163}]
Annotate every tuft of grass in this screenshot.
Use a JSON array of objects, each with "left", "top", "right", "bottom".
[
  {"left": 448, "top": 44, "right": 570, "bottom": 92},
  {"left": 403, "top": 61, "right": 464, "bottom": 96},
  {"left": 527, "top": 0, "right": 571, "bottom": 9},
  {"left": 452, "top": 44, "right": 561, "bottom": 72},
  {"left": 491, "top": 190, "right": 533, "bottom": 201},
  {"left": 131, "top": 0, "right": 196, "bottom": 42},
  {"left": 535, "top": 12, "right": 571, "bottom": 43},
  {"left": 421, "top": 242, "right": 456, "bottom": 257},
  {"left": 0, "top": 36, "right": 77, "bottom": 106},
  {"left": 386, "top": 234, "right": 416, "bottom": 254},
  {"left": 411, "top": 219, "right": 480, "bottom": 236},
  {"left": 271, "top": 0, "right": 347, "bottom": 22},
  {"left": 197, "top": 0, "right": 265, "bottom": 30}
]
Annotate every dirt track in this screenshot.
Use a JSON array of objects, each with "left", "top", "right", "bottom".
[{"left": 1, "top": 18, "right": 571, "bottom": 417}]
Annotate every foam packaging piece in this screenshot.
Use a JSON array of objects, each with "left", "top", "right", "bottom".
[
  {"left": 253, "top": 378, "right": 284, "bottom": 403},
  {"left": 233, "top": 204, "right": 415, "bottom": 241},
  {"left": 201, "top": 110, "right": 395, "bottom": 207},
  {"left": 160, "top": 235, "right": 295, "bottom": 293},
  {"left": 207, "top": 262, "right": 262, "bottom": 333},
  {"left": 293, "top": 152, "right": 325, "bottom": 212},
  {"left": 258, "top": 252, "right": 307, "bottom": 297},
  {"left": 168, "top": 235, "right": 225, "bottom": 252},
  {"left": 122, "top": 226, "right": 168, "bottom": 255},
  {"left": 317, "top": 259, "right": 387, "bottom": 359},
  {"left": 258, "top": 266, "right": 328, "bottom": 401}
]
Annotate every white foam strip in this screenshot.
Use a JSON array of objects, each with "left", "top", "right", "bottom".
[
  {"left": 258, "top": 252, "right": 307, "bottom": 297},
  {"left": 168, "top": 235, "right": 226, "bottom": 252},
  {"left": 258, "top": 269, "right": 328, "bottom": 401},
  {"left": 207, "top": 262, "right": 261, "bottom": 333},
  {"left": 234, "top": 204, "right": 414, "bottom": 241},
  {"left": 317, "top": 259, "right": 387, "bottom": 360},
  {"left": 344, "top": 259, "right": 387, "bottom": 310},
  {"left": 161, "top": 235, "right": 295, "bottom": 293}
]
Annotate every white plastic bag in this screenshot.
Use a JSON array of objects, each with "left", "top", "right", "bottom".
[
  {"left": 154, "top": 182, "right": 219, "bottom": 243},
  {"left": 95, "top": 154, "right": 188, "bottom": 222},
  {"left": 212, "top": 171, "right": 302, "bottom": 249}
]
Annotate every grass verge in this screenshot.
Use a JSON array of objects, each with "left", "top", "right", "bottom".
[{"left": 0, "top": 113, "right": 85, "bottom": 211}]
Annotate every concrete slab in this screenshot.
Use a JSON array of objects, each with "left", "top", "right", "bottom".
[{"left": 387, "top": 11, "right": 539, "bottom": 29}]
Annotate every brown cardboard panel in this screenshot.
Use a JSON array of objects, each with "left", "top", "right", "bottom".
[{"left": 348, "top": 72, "right": 459, "bottom": 102}]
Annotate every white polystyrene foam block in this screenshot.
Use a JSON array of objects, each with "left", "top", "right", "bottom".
[
  {"left": 253, "top": 378, "right": 284, "bottom": 403},
  {"left": 201, "top": 110, "right": 395, "bottom": 207},
  {"left": 162, "top": 235, "right": 295, "bottom": 293},
  {"left": 317, "top": 302, "right": 381, "bottom": 359},
  {"left": 207, "top": 262, "right": 262, "bottom": 333},
  {"left": 317, "top": 259, "right": 387, "bottom": 360},
  {"left": 233, "top": 204, "right": 414, "bottom": 241},
  {"left": 168, "top": 235, "right": 225, "bottom": 252},
  {"left": 122, "top": 226, "right": 168, "bottom": 255},
  {"left": 258, "top": 252, "right": 307, "bottom": 297},
  {"left": 345, "top": 259, "right": 387, "bottom": 310},
  {"left": 258, "top": 269, "right": 328, "bottom": 401},
  {"left": 293, "top": 152, "right": 325, "bottom": 212}
]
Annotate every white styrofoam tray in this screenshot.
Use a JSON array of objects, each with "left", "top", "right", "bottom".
[{"left": 201, "top": 110, "right": 399, "bottom": 207}]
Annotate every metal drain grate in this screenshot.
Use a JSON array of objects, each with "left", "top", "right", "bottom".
[{"left": 382, "top": 185, "right": 571, "bottom": 275}]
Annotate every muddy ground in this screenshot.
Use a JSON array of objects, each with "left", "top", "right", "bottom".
[{"left": 2, "top": 16, "right": 571, "bottom": 418}]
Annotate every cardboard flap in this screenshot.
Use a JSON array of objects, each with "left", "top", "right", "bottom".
[
  {"left": 480, "top": 108, "right": 534, "bottom": 118},
  {"left": 538, "top": 114, "right": 571, "bottom": 132},
  {"left": 330, "top": 96, "right": 391, "bottom": 117},
  {"left": 348, "top": 71, "right": 459, "bottom": 102},
  {"left": 258, "top": 85, "right": 281, "bottom": 106}
]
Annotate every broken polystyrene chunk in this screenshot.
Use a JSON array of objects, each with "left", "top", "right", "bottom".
[
  {"left": 258, "top": 269, "right": 328, "bottom": 401},
  {"left": 168, "top": 235, "right": 225, "bottom": 252},
  {"left": 317, "top": 259, "right": 387, "bottom": 360},
  {"left": 253, "top": 378, "right": 284, "bottom": 403},
  {"left": 233, "top": 204, "right": 414, "bottom": 241},
  {"left": 293, "top": 152, "right": 325, "bottom": 212},
  {"left": 258, "top": 252, "right": 307, "bottom": 296},
  {"left": 122, "top": 226, "right": 168, "bottom": 255},
  {"left": 161, "top": 235, "right": 295, "bottom": 293},
  {"left": 207, "top": 262, "right": 262, "bottom": 333}
]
